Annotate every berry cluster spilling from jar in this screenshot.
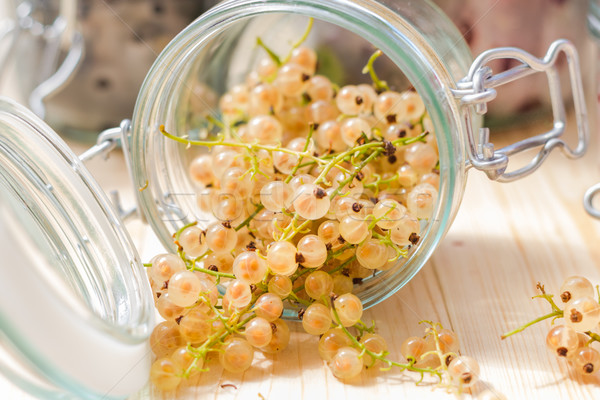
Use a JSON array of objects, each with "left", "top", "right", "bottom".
[
  {"left": 503, "top": 276, "right": 600, "bottom": 377},
  {"left": 147, "top": 21, "right": 445, "bottom": 392}
]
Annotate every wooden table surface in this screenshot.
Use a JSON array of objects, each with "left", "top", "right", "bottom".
[{"left": 2, "top": 116, "right": 600, "bottom": 400}]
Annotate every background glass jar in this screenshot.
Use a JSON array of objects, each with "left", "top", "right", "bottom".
[
  {"left": 130, "top": 0, "right": 587, "bottom": 311},
  {"left": 0, "top": 0, "right": 218, "bottom": 140}
]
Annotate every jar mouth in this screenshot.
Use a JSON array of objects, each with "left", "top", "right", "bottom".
[
  {"left": 0, "top": 97, "right": 153, "bottom": 398},
  {"left": 133, "top": 0, "right": 471, "bottom": 309}
]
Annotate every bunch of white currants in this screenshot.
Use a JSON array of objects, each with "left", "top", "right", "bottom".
[
  {"left": 147, "top": 26, "right": 443, "bottom": 391},
  {"left": 545, "top": 276, "right": 600, "bottom": 375}
]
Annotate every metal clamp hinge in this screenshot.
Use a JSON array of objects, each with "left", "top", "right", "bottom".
[
  {"left": 79, "top": 119, "right": 144, "bottom": 222},
  {"left": 450, "top": 39, "right": 589, "bottom": 182}
]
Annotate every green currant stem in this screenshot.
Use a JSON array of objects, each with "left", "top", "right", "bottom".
[
  {"left": 206, "top": 115, "right": 226, "bottom": 130},
  {"left": 373, "top": 231, "right": 407, "bottom": 261},
  {"left": 279, "top": 216, "right": 311, "bottom": 242},
  {"left": 331, "top": 149, "right": 383, "bottom": 201},
  {"left": 282, "top": 18, "right": 314, "bottom": 64},
  {"left": 160, "top": 125, "right": 326, "bottom": 165},
  {"left": 596, "top": 284, "right": 600, "bottom": 305},
  {"left": 174, "top": 220, "right": 199, "bottom": 243},
  {"left": 191, "top": 265, "right": 236, "bottom": 280},
  {"left": 586, "top": 331, "right": 600, "bottom": 344},
  {"left": 367, "top": 201, "right": 397, "bottom": 230},
  {"left": 293, "top": 255, "right": 356, "bottom": 294},
  {"left": 355, "top": 319, "right": 376, "bottom": 334},
  {"left": 500, "top": 310, "right": 563, "bottom": 340},
  {"left": 235, "top": 204, "right": 265, "bottom": 232},
  {"left": 256, "top": 37, "right": 282, "bottom": 66},
  {"left": 286, "top": 291, "right": 312, "bottom": 306},
  {"left": 183, "top": 311, "right": 255, "bottom": 377},
  {"left": 314, "top": 134, "right": 427, "bottom": 187},
  {"left": 285, "top": 125, "right": 315, "bottom": 184},
  {"left": 533, "top": 282, "right": 562, "bottom": 313},
  {"left": 364, "top": 172, "right": 399, "bottom": 195},
  {"left": 330, "top": 302, "right": 442, "bottom": 380},
  {"left": 361, "top": 50, "right": 390, "bottom": 92},
  {"left": 143, "top": 263, "right": 152, "bottom": 268}
]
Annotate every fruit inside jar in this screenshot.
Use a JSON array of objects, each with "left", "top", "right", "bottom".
[{"left": 166, "top": 18, "right": 440, "bottom": 307}]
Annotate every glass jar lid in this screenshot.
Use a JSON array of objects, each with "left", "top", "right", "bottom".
[{"left": 0, "top": 97, "right": 154, "bottom": 399}]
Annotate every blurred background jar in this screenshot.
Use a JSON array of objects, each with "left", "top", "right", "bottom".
[
  {"left": 434, "top": 0, "right": 594, "bottom": 127},
  {"left": 0, "top": 0, "right": 218, "bottom": 140}
]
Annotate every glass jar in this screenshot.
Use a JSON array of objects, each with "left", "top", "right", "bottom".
[
  {"left": 0, "top": 98, "right": 154, "bottom": 399},
  {"left": 0, "top": 0, "right": 589, "bottom": 398},
  {"left": 0, "top": 0, "right": 218, "bottom": 140}
]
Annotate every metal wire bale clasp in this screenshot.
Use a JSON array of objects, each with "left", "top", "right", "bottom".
[{"left": 451, "top": 39, "right": 588, "bottom": 182}]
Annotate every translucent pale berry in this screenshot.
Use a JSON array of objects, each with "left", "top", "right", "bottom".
[
  {"left": 155, "top": 292, "right": 184, "bottom": 321},
  {"left": 332, "top": 273, "right": 353, "bottom": 295},
  {"left": 373, "top": 91, "right": 404, "bottom": 122},
  {"left": 150, "top": 254, "right": 186, "bottom": 284},
  {"left": 356, "top": 239, "right": 388, "bottom": 270},
  {"left": 340, "top": 117, "right": 372, "bottom": 146},
  {"left": 150, "top": 321, "right": 184, "bottom": 358},
  {"left": 330, "top": 347, "right": 363, "bottom": 379},
  {"left": 150, "top": 357, "right": 181, "bottom": 391},
  {"left": 407, "top": 183, "right": 438, "bottom": 219},
  {"left": 248, "top": 83, "right": 282, "bottom": 116},
  {"left": 233, "top": 251, "right": 268, "bottom": 284},
  {"left": 297, "top": 234, "right": 327, "bottom": 268},
  {"left": 315, "top": 120, "right": 346, "bottom": 152},
  {"left": 400, "top": 336, "right": 426, "bottom": 362},
  {"left": 220, "top": 167, "right": 252, "bottom": 197},
  {"left": 333, "top": 293, "right": 363, "bottom": 327},
  {"left": 262, "top": 319, "right": 291, "bottom": 353},
  {"left": 244, "top": 317, "right": 273, "bottom": 348},
  {"left": 266, "top": 241, "right": 299, "bottom": 276},
  {"left": 178, "top": 226, "right": 207, "bottom": 258},
  {"left": 339, "top": 216, "right": 369, "bottom": 244},
  {"left": 360, "top": 333, "right": 388, "bottom": 365},
  {"left": 404, "top": 142, "right": 438, "bottom": 173},
  {"left": 318, "top": 328, "right": 353, "bottom": 361},
  {"left": 254, "top": 293, "right": 284, "bottom": 322},
  {"left": 400, "top": 90, "right": 426, "bottom": 121},
  {"left": 205, "top": 222, "right": 237, "bottom": 254},
  {"left": 308, "top": 100, "right": 339, "bottom": 124},
  {"left": 268, "top": 275, "right": 293, "bottom": 298},
  {"left": 188, "top": 155, "right": 214, "bottom": 187},
  {"left": 289, "top": 47, "right": 317, "bottom": 75},
  {"left": 318, "top": 220, "right": 341, "bottom": 248},
  {"left": 305, "top": 271, "right": 334, "bottom": 300},
  {"left": 336, "top": 85, "right": 364, "bottom": 115},
  {"left": 572, "top": 347, "right": 600, "bottom": 375},
  {"left": 306, "top": 75, "right": 334, "bottom": 102},
  {"left": 225, "top": 280, "right": 253, "bottom": 309},
  {"left": 390, "top": 213, "right": 420, "bottom": 246},
  {"left": 275, "top": 63, "right": 308, "bottom": 97},
  {"left": 545, "top": 324, "right": 579, "bottom": 357},
  {"left": 559, "top": 276, "right": 595, "bottom": 303},
  {"left": 302, "top": 303, "right": 332, "bottom": 335},
  {"left": 179, "top": 308, "right": 211, "bottom": 344},
  {"left": 171, "top": 346, "right": 203, "bottom": 377},
  {"left": 448, "top": 356, "right": 480, "bottom": 388},
  {"left": 564, "top": 296, "right": 600, "bottom": 332},
  {"left": 219, "top": 338, "right": 254, "bottom": 373},
  {"left": 372, "top": 199, "right": 407, "bottom": 229},
  {"left": 292, "top": 184, "right": 330, "bottom": 220},
  {"left": 437, "top": 329, "right": 460, "bottom": 353},
  {"left": 168, "top": 270, "right": 202, "bottom": 307},
  {"left": 260, "top": 181, "right": 293, "bottom": 212}
]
